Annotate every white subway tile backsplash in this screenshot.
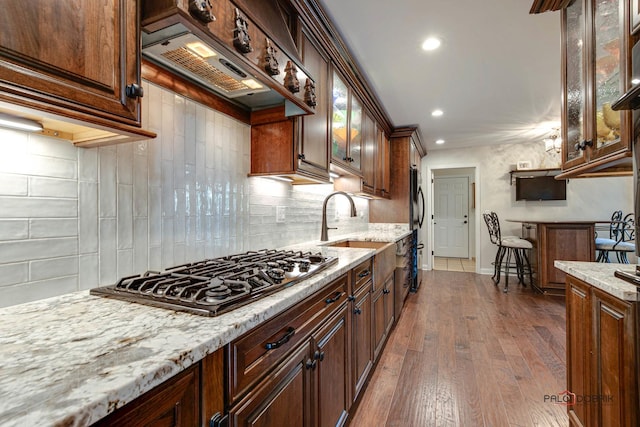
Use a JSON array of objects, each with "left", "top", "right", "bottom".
[
  {"left": 28, "top": 133, "right": 77, "bottom": 160},
  {"left": 0, "top": 174, "right": 27, "bottom": 196},
  {"left": 29, "top": 177, "right": 77, "bottom": 198},
  {"left": 99, "top": 147, "right": 117, "bottom": 218},
  {"left": 79, "top": 182, "right": 98, "bottom": 253},
  {"left": 0, "top": 237, "right": 78, "bottom": 264},
  {"left": 0, "top": 262, "right": 28, "bottom": 287},
  {"left": 78, "top": 254, "right": 98, "bottom": 290},
  {"left": 117, "top": 143, "right": 133, "bottom": 185},
  {"left": 0, "top": 220, "right": 28, "bottom": 240},
  {"left": 0, "top": 82, "right": 370, "bottom": 308},
  {"left": 30, "top": 218, "right": 77, "bottom": 238},
  {"left": 117, "top": 184, "right": 133, "bottom": 249},
  {"left": 0, "top": 197, "right": 77, "bottom": 218},
  {"left": 0, "top": 276, "right": 77, "bottom": 308},
  {"left": 78, "top": 148, "right": 98, "bottom": 182},
  {"left": 30, "top": 256, "right": 78, "bottom": 281}
]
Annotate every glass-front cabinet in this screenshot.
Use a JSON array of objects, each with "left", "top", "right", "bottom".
[
  {"left": 332, "top": 70, "right": 362, "bottom": 173},
  {"left": 561, "top": 0, "right": 632, "bottom": 174}
]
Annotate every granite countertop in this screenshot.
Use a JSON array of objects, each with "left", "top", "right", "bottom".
[
  {"left": 0, "top": 226, "right": 410, "bottom": 427},
  {"left": 555, "top": 261, "right": 640, "bottom": 301}
]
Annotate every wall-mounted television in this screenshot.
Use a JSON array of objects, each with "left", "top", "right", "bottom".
[{"left": 515, "top": 176, "right": 567, "bottom": 201}]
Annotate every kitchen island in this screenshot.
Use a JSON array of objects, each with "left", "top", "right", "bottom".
[
  {"left": 0, "top": 225, "right": 411, "bottom": 427},
  {"left": 555, "top": 261, "right": 639, "bottom": 427},
  {"left": 507, "top": 220, "right": 598, "bottom": 294}
]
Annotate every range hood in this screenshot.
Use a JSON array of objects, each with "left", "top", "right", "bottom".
[{"left": 141, "top": 0, "right": 315, "bottom": 114}]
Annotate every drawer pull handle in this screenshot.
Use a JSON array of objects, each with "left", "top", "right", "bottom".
[
  {"left": 358, "top": 269, "right": 371, "bottom": 279},
  {"left": 325, "top": 291, "right": 343, "bottom": 304},
  {"left": 383, "top": 289, "right": 391, "bottom": 295},
  {"left": 306, "top": 358, "right": 317, "bottom": 370},
  {"left": 265, "top": 327, "right": 295, "bottom": 350}
]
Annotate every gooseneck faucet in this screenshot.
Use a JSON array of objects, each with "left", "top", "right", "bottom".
[{"left": 320, "top": 191, "right": 357, "bottom": 241}]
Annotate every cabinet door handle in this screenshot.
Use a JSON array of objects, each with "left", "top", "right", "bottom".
[
  {"left": 354, "top": 307, "right": 362, "bottom": 315},
  {"left": 383, "top": 288, "right": 391, "bottom": 295},
  {"left": 325, "top": 291, "right": 343, "bottom": 304},
  {"left": 125, "top": 83, "right": 144, "bottom": 98},
  {"left": 347, "top": 295, "right": 356, "bottom": 302},
  {"left": 358, "top": 269, "right": 371, "bottom": 279},
  {"left": 264, "top": 327, "right": 295, "bottom": 350},
  {"left": 298, "top": 153, "right": 306, "bottom": 160},
  {"left": 306, "top": 358, "right": 317, "bottom": 370},
  {"left": 314, "top": 350, "right": 325, "bottom": 361}
]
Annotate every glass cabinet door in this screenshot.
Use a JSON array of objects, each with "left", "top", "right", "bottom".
[
  {"left": 563, "top": 0, "right": 587, "bottom": 166},
  {"left": 592, "top": 0, "right": 623, "bottom": 153},
  {"left": 331, "top": 72, "right": 349, "bottom": 164},
  {"left": 349, "top": 95, "right": 363, "bottom": 170}
]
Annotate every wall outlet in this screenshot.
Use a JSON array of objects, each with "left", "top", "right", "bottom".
[{"left": 276, "top": 206, "right": 286, "bottom": 223}]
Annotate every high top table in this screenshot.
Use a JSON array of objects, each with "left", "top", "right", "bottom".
[{"left": 506, "top": 220, "right": 598, "bottom": 295}]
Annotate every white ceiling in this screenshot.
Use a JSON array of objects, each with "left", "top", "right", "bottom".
[{"left": 318, "top": 0, "right": 562, "bottom": 152}]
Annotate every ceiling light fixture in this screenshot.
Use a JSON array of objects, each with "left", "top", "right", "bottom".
[
  {"left": 422, "top": 37, "right": 441, "bottom": 51},
  {"left": 431, "top": 109, "right": 444, "bottom": 117},
  {"left": 435, "top": 139, "right": 445, "bottom": 145},
  {"left": 543, "top": 128, "right": 562, "bottom": 153},
  {"left": 0, "top": 113, "right": 43, "bottom": 132}
]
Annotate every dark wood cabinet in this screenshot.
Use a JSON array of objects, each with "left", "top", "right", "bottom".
[
  {"left": 566, "top": 276, "right": 592, "bottom": 427},
  {"left": 376, "top": 129, "right": 391, "bottom": 198},
  {"left": 522, "top": 222, "right": 595, "bottom": 295},
  {"left": 559, "top": 0, "right": 633, "bottom": 178},
  {"left": 312, "top": 305, "right": 350, "bottom": 427},
  {"left": 565, "top": 275, "right": 639, "bottom": 427},
  {"left": 369, "top": 127, "right": 424, "bottom": 223},
  {"left": 0, "top": 0, "right": 154, "bottom": 144},
  {"left": 91, "top": 364, "right": 200, "bottom": 427},
  {"left": 331, "top": 69, "right": 363, "bottom": 174},
  {"left": 249, "top": 26, "right": 330, "bottom": 184},
  {"left": 351, "top": 284, "right": 372, "bottom": 404},
  {"left": 372, "top": 273, "right": 395, "bottom": 362},
  {"left": 360, "top": 111, "right": 377, "bottom": 194},
  {"left": 229, "top": 343, "right": 311, "bottom": 427}
]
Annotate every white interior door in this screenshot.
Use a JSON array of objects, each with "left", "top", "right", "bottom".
[{"left": 434, "top": 177, "right": 469, "bottom": 258}]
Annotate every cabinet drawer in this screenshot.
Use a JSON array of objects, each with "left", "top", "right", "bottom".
[
  {"left": 226, "top": 274, "right": 348, "bottom": 404},
  {"left": 353, "top": 258, "right": 373, "bottom": 293}
]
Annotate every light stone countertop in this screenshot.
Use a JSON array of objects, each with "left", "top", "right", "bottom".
[
  {"left": 555, "top": 261, "right": 640, "bottom": 301},
  {"left": 0, "top": 226, "right": 410, "bottom": 427}
]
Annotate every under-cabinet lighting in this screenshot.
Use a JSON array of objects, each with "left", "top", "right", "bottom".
[
  {"left": 242, "top": 79, "right": 263, "bottom": 90},
  {"left": 186, "top": 42, "right": 217, "bottom": 58},
  {"left": 268, "top": 176, "right": 294, "bottom": 183},
  {"left": 0, "top": 113, "right": 43, "bottom": 132},
  {"left": 632, "top": 78, "right": 640, "bottom": 85},
  {"left": 329, "top": 172, "right": 341, "bottom": 179}
]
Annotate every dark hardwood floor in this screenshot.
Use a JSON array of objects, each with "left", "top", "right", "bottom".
[{"left": 351, "top": 270, "right": 568, "bottom": 427}]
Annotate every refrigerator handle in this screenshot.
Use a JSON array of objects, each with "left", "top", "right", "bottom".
[{"left": 417, "top": 187, "right": 425, "bottom": 228}]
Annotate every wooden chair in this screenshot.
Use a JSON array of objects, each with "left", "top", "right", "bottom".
[{"left": 482, "top": 211, "right": 533, "bottom": 292}]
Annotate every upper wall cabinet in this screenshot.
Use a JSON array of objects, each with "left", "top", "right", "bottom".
[
  {"left": 559, "top": 0, "right": 633, "bottom": 177},
  {"left": 332, "top": 70, "right": 362, "bottom": 175},
  {"left": 0, "top": 0, "right": 155, "bottom": 145}
]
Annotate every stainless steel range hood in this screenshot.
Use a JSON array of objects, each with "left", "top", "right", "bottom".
[{"left": 141, "top": 1, "right": 314, "bottom": 115}]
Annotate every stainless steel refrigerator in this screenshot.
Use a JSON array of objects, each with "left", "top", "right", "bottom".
[{"left": 410, "top": 166, "right": 425, "bottom": 291}]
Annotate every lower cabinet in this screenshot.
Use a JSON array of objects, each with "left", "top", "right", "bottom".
[
  {"left": 373, "top": 272, "right": 395, "bottom": 362},
  {"left": 91, "top": 364, "right": 200, "bottom": 427},
  {"left": 566, "top": 275, "right": 638, "bottom": 427},
  {"left": 351, "top": 282, "right": 373, "bottom": 405}
]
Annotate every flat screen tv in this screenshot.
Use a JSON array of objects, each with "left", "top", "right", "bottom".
[{"left": 515, "top": 176, "right": 566, "bottom": 201}]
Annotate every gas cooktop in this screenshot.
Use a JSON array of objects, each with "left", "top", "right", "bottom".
[{"left": 90, "top": 249, "right": 337, "bottom": 316}]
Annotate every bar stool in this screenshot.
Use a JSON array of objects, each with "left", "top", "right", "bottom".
[{"left": 483, "top": 212, "right": 533, "bottom": 293}]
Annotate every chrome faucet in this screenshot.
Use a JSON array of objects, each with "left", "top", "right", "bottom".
[{"left": 320, "top": 191, "right": 357, "bottom": 241}]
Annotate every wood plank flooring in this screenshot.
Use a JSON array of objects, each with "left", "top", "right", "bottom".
[{"left": 350, "top": 270, "right": 568, "bottom": 427}]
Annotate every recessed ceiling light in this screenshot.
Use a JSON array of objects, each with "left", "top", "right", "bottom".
[
  {"left": 422, "top": 37, "right": 441, "bottom": 51},
  {"left": 431, "top": 109, "right": 443, "bottom": 117},
  {"left": 435, "top": 139, "right": 445, "bottom": 145}
]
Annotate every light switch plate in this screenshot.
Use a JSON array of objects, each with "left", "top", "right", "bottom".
[{"left": 276, "top": 206, "right": 286, "bottom": 223}]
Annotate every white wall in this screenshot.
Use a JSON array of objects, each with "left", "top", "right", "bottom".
[
  {"left": 423, "top": 141, "right": 634, "bottom": 274},
  {"left": 0, "top": 82, "right": 368, "bottom": 307}
]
